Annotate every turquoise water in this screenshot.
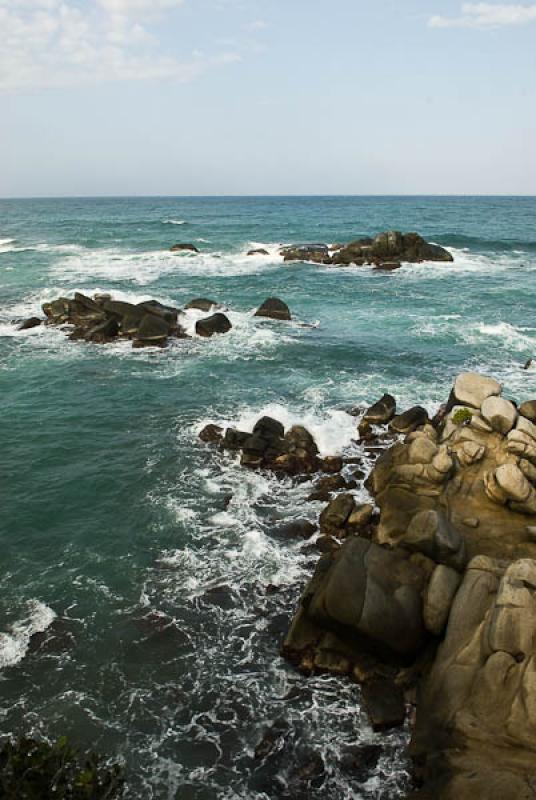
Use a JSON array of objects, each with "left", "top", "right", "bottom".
[{"left": 1, "top": 196, "right": 535, "bottom": 798}]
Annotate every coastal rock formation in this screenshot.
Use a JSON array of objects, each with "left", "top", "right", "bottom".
[
  {"left": 280, "top": 231, "right": 453, "bottom": 269},
  {"left": 254, "top": 297, "right": 291, "bottom": 321},
  {"left": 274, "top": 371, "right": 536, "bottom": 796},
  {"left": 195, "top": 312, "right": 232, "bottom": 338}
]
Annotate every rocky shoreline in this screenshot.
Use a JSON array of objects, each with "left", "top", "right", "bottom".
[{"left": 201, "top": 372, "right": 536, "bottom": 799}]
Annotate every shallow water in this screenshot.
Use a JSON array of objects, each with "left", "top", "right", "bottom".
[{"left": 1, "top": 196, "right": 535, "bottom": 798}]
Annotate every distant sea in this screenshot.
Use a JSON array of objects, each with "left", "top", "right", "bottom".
[{"left": 1, "top": 196, "right": 535, "bottom": 798}]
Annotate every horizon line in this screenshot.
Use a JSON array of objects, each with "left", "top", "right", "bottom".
[{"left": 1, "top": 193, "right": 536, "bottom": 201}]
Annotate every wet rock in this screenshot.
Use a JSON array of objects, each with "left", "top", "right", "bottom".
[
  {"left": 269, "top": 520, "right": 317, "bottom": 540},
  {"left": 361, "top": 678, "right": 406, "bottom": 731},
  {"left": 186, "top": 298, "right": 217, "bottom": 311},
  {"left": 221, "top": 428, "right": 251, "bottom": 450},
  {"left": 18, "top": 317, "right": 42, "bottom": 330},
  {"left": 254, "top": 297, "right": 291, "bottom": 321},
  {"left": 390, "top": 406, "right": 429, "bottom": 434},
  {"left": 199, "top": 424, "right": 224, "bottom": 444},
  {"left": 254, "top": 718, "right": 289, "bottom": 759},
  {"left": 196, "top": 313, "right": 232, "bottom": 338},
  {"left": 316, "top": 535, "right": 340, "bottom": 553},
  {"left": 332, "top": 231, "right": 453, "bottom": 267},
  {"left": 319, "top": 493, "right": 356, "bottom": 536},
  {"left": 280, "top": 244, "right": 330, "bottom": 263},
  {"left": 318, "top": 455, "right": 343, "bottom": 473},
  {"left": 170, "top": 242, "right": 199, "bottom": 252},
  {"left": 253, "top": 416, "right": 285, "bottom": 439},
  {"left": 137, "top": 300, "right": 179, "bottom": 325},
  {"left": 83, "top": 317, "right": 119, "bottom": 344},
  {"left": 346, "top": 503, "right": 374, "bottom": 531},
  {"left": 373, "top": 261, "right": 401, "bottom": 271},
  {"left": 202, "top": 584, "right": 236, "bottom": 609},
  {"left": 42, "top": 297, "right": 72, "bottom": 324},
  {"left": 308, "top": 474, "right": 348, "bottom": 502},
  {"left": 523, "top": 358, "right": 533, "bottom": 370},
  {"left": 404, "top": 510, "right": 467, "bottom": 571},
  {"left": 364, "top": 393, "right": 397, "bottom": 425},
  {"left": 133, "top": 313, "right": 170, "bottom": 347},
  {"left": 247, "top": 248, "right": 269, "bottom": 256}
]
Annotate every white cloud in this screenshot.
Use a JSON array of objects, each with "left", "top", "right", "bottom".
[
  {"left": 429, "top": 3, "right": 536, "bottom": 28},
  {"left": 244, "top": 19, "right": 268, "bottom": 32},
  {"left": 0, "top": 0, "right": 240, "bottom": 91}
]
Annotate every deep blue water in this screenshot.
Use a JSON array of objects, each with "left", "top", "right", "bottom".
[{"left": 1, "top": 196, "right": 535, "bottom": 799}]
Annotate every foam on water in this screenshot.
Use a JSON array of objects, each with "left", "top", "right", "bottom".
[{"left": 0, "top": 601, "right": 56, "bottom": 670}]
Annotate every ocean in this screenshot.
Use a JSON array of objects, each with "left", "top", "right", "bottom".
[{"left": 1, "top": 195, "right": 535, "bottom": 798}]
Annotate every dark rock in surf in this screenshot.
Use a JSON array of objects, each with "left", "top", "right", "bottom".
[
  {"left": 247, "top": 248, "right": 269, "bottom": 256},
  {"left": 18, "top": 317, "right": 42, "bottom": 330},
  {"left": 186, "top": 298, "right": 218, "bottom": 312},
  {"left": 269, "top": 520, "right": 317, "bottom": 540},
  {"left": 170, "top": 243, "right": 199, "bottom": 253},
  {"left": 361, "top": 678, "right": 406, "bottom": 732},
  {"left": 363, "top": 393, "right": 397, "bottom": 425},
  {"left": 254, "top": 298, "right": 291, "bottom": 321},
  {"left": 280, "top": 244, "right": 330, "bottom": 264},
  {"left": 390, "top": 406, "right": 429, "bottom": 434},
  {"left": 199, "top": 424, "right": 224, "bottom": 444},
  {"left": 137, "top": 300, "right": 179, "bottom": 325},
  {"left": 133, "top": 313, "right": 170, "bottom": 347},
  {"left": 195, "top": 313, "right": 232, "bottom": 338}
]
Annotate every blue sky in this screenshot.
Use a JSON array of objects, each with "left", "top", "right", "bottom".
[{"left": 1, "top": 1, "right": 535, "bottom": 196}]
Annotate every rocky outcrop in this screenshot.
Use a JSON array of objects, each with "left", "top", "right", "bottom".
[
  {"left": 186, "top": 298, "right": 218, "bottom": 312},
  {"left": 18, "top": 317, "right": 42, "bottom": 330},
  {"left": 280, "top": 231, "right": 453, "bottom": 269},
  {"left": 254, "top": 298, "right": 291, "bottom": 321},
  {"left": 40, "top": 293, "right": 189, "bottom": 349},
  {"left": 273, "top": 372, "right": 536, "bottom": 795},
  {"left": 247, "top": 248, "right": 269, "bottom": 256}
]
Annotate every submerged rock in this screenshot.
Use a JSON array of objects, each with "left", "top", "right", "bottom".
[
  {"left": 186, "top": 298, "right": 217, "bottom": 311},
  {"left": 18, "top": 316, "right": 42, "bottom": 330},
  {"left": 170, "top": 242, "right": 199, "bottom": 252}
]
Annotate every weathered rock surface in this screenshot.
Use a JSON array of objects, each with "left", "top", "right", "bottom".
[
  {"left": 186, "top": 298, "right": 217, "bottom": 312},
  {"left": 363, "top": 393, "right": 396, "bottom": 425},
  {"left": 254, "top": 297, "right": 291, "bottom": 321},
  {"left": 18, "top": 317, "right": 42, "bottom": 330}
]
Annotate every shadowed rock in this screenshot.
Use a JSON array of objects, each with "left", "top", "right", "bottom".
[{"left": 195, "top": 313, "right": 232, "bottom": 337}]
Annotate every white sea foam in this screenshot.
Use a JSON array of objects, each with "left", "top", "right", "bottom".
[
  {"left": 0, "top": 238, "right": 16, "bottom": 254},
  {"left": 162, "top": 219, "right": 186, "bottom": 225},
  {"left": 0, "top": 600, "right": 56, "bottom": 669}
]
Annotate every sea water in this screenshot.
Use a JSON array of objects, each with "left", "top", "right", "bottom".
[{"left": 1, "top": 196, "right": 535, "bottom": 798}]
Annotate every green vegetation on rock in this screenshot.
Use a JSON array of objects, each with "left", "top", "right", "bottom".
[
  {"left": 0, "top": 736, "right": 124, "bottom": 799},
  {"left": 452, "top": 407, "right": 473, "bottom": 425}
]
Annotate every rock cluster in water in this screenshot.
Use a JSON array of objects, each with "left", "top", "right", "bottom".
[
  {"left": 16, "top": 294, "right": 292, "bottom": 348},
  {"left": 280, "top": 230, "right": 453, "bottom": 269},
  {"left": 202, "top": 372, "right": 536, "bottom": 799}
]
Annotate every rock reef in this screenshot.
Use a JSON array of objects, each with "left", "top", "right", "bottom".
[{"left": 280, "top": 230, "right": 453, "bottom": 269}]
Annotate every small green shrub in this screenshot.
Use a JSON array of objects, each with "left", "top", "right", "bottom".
[
  {"left": 452, "top": 407, "right": 473, "bottom": 425},
  {"left": 0, "top": 736, "right": 124, "bottom": 799}
]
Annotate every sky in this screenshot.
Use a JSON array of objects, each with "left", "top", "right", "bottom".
[{"left": 1, "top": 0, "right": 535, "bottom": 196}]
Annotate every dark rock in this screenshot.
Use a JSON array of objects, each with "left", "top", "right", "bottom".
[
  {"left": 103, "top": 300, "right": 143, "bottom": 322},
  {"left": 247, "top": 248, "right": 269, "bottom": 256},
  {"left": 289, "top": 750, "right": 325, "bottom": 789},
  {"left": 202, "top": 584, "right": 236, "bottom": 609},
  {"left": 319, "top": 456, "right": 343, "bottom": 473},
  {"left": 390, "top": 406, "right": 429, "bottom": 434},
  {"left": 196, "top": 313, "right": 232, "bottom": 338},
  {"left": 269, "top": 520, "right": 317, "bottom": 540},
  {"left": 404, "top": 509, "right": 467, "bottom": 571},
  {"left": 137, "top": 300, "right": 179, "bottom": 325},
  {"left": 170, "top": 243, "right": 199, "bottom": 253},
  {"left": 42, "top": 297, "right": 72, "bottom": 324},
  {"left": 280, "top": 244, "right": 330, "bottom": 263},
  {"left": 319, "top": 493, "right": 355, "bottom": 536},
  {"left": 18, "top": 317, "right": 42, "bottom": 330},
  {"left": 523, "top": 358, "right": 533, "bottom": 370},
  {"left": 199, "top": 424, "right": 224, "bottom": 444},
  {"left": 186, "top": 298, "right": 217, "bottom": 312},
  {"left": 221, "top": 428, "right": 251, "bottom": 450},
  {"left": 316, "top": 535, "right": 340, "bottom": 553},
  {"left": 254, "top": 297, "right": 291, "bottom": 321},
  {"left": 133, "top": 313, "right": 169, "bottom": 347},
  {"left": 364, "top": 393, "right": 397, "bottom": 425},
  {"left": 83, "top": 317, "right": 119, "bottom": 344},
  {"left": 74, "top": 292, "right": 103, "bottom": 313},
  {"left": 332, "top": 231, "right": 453, "bottom": 267},
  {"left": 253, "top": 416, "right": 285, "bottom": 439},
  {"left": 308, "top": 474, "right": 348, "bottom": 502},
  {"left": 254, "top": 718, "right": 289, "bottom": 760},
  {"left": 361, "top": 678, "right": 406, "bottom": 731}
]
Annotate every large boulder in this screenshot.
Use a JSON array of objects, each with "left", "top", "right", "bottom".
[
  {"left": 195, "top": 313, "right": 232, "bottom": 338},
  {"left": 254, "top": 298, "right": 291, "bottom": 321},
  {"left": 390, "top": 406, "right": 429, "bottom": 434},
  {"left": 133, "top": 314, "right": 170, "bottom": 347},
  {"left": 299, "top": 538, "right": 427, "bottom": 657},
  {"left": 452, "top": 372, "right": 501, "bottom": 409},
  {"left": 480, "top": 396, "right": 517, "bottom": 434},
  {"left": 519, "top": 399, "right": 536, "bottom": 423},
  {"left": 280, "top": 244, "right": 330, "bottom": 263},
  {"left": 186, "top": 298, "right": 217, "bottom": 312},
  {"left": 410, "top": 557, "right": 536, "bottom": 799},
  {"left": 18, "top": 317, "right": 42, "bottom": 330},
  {"left": 332, "top": 231, "right": 453, "bottom": 267},
  {"left": 137, "top": 300, "right": 179, "bottom": 325}
]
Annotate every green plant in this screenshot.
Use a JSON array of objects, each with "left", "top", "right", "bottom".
[
  {"left": 0, "top": 736, "right": 124, "bottom": 799},
  {"left": 452, "top": 407, "right": 473, "bottom": 425}
]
